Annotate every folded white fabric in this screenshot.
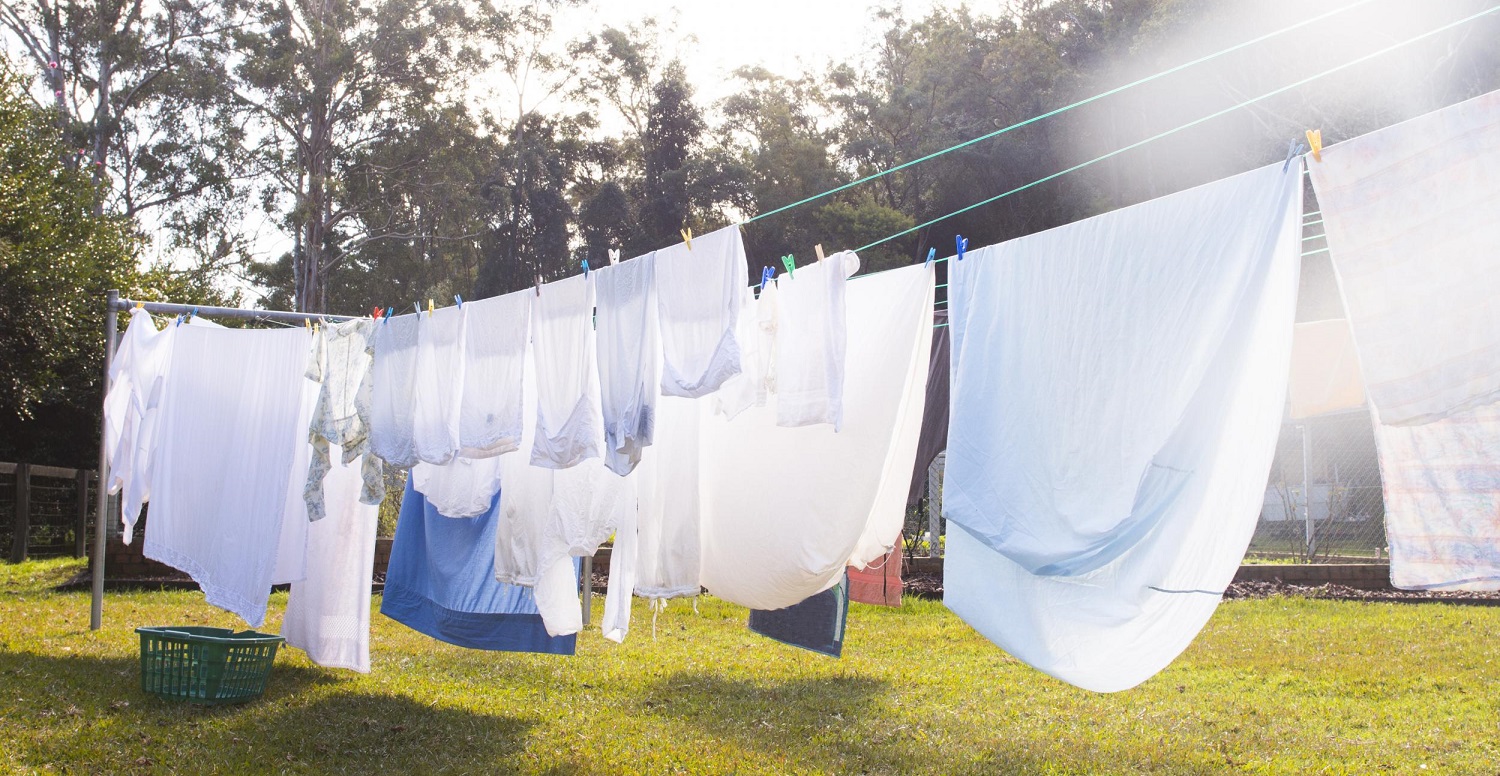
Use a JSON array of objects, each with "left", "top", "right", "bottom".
[
  {"left": 458, "top": 289, "right": 530, "bottom": 458},
  {"left": 943, "top": 161, "right": 1303, "bottom": 692},
  {"left": 1309, "top": 90, "right": 1500, "bottom": 590},
  {"left": 304, "top": 317, "right": 384, "bottom": 521},
  {"left": 369, "top": 314, "right": 421, "bottom": 469},
  {"left": 144, "top": 326, "right": 312, "bottom": 627},
  {"left": 284, "top": 443, "right": 381, "bottom": 672},
  {"left": 698, "top": 261, "right": 933, "bottom": 610},
  {"left": 412, "top": 305, "right": 467, "bottom": 465},
  {"left": 773, "top": 252, "right": 857, "bottom": 429},
  {"left": 530, "top": 273, "right": 602, "bottom": 469},
  {"left": 633, "top": 395, "right": 706, "bottom": 600},
  {"left": 1308, "top": 89, "right": 1500, "bottom": 427},
  {"left": 594, "top": 254, "right": 660, "bottom": 475},
  {"left": 412, "top": 455, "right": 503, "bottom": 519},
  {"left": 654, "top": 226, "right": 748, "bottom": 398},
  {"left": 1287, "top": 319, "right": 1366, "bottom": 420}
]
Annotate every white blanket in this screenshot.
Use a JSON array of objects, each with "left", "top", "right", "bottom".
[{"left": 944, "top": 161, "right": 1303, "bottom": 692}]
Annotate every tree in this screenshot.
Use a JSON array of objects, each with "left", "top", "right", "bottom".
[
  {"left": 475, "top": 112, "right": 580, "bottom": 297},
  {"left": 639, "top": 61, "right": 704, "bottom": 250}
]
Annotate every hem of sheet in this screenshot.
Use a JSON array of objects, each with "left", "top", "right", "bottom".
[
  {"left": 380, "top": 586, "right": 576, "bottom": 654},
  {"left": 531, "top": 394, "right": 602, "bottom": 469},
  {"left": 143, "top": 539, "right": 269, "bottom": 627},
  {"left": 660, "top": 326, "right": 742, "bottom": 399}
]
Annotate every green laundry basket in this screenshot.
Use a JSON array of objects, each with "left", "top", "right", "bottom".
[{"left": 136, "top": 626, "right": 284, "bottom": 704}]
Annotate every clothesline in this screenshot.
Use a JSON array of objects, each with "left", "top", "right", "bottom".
[{"left": 738, "top": 0, "right": 1381, "bottom": 226}]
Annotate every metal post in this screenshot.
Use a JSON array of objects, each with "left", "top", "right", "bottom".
[
  {"left": 90, "top": 290, "right": 118, "bottom": 631},
  {"left": 1301, "top": 424, "right": 1314, "bottom": 561},
  {"left": 927, "top": 452, "right": 945, "bottom": 557},
  {"left": 73, "top": 469, "right": 89, "bottom": 558},
  {"left": 580, "top": 555, "right": 593, "bottom": 627},
  {"left": 10, "top": 463, "right": 30, "bottom": 563}
]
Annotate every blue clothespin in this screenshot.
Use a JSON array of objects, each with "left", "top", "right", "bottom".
[
  {"left": 955, "top": 235, "right": 968, "bottom": 261},
  {"left": 582, "top": 258, "right": 590, "bottom": 278},
  {"left": 454, "top": 294, "right": 463, "bottom": 307},
  {"left": 174, "top": 314, "right": 184, "bottom": 327},
  {"left": 759, "top": 266, "right": 775, "bottom": 290},
  {"left": 413, "top": 302, "right": 421, "bottom": 316},
  {"left": 190, "top": 307, "right": 198, "bottom": 321},
  {"left": 780, "top": 254, "right": 795, "bottom": 279},
  {"left": 383, "top": 306, "right": 393, "bottom": 324},
  {"left": 924, "top": 247, "right": 936, "bottom": 266},
  {"left": 1282, "top": 139, "right": 1307, "bottom": 173}
]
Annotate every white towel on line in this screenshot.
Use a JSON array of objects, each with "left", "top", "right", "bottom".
[
  {"left": 412, "top": 305, "right": 467, "bottom": 465},
  {"left": 458, "top": 289, "right": 530, "bottom": 459},
  {"left": 772, "top": 252, "right": 857, "bottom": 430},
  {"left": 369, "top": 314, "right": 421, "bottom": 470},
  {"left": 594, "top": 254, "right": 660, "bottom": 476},
  {"left": 529, "top": 273, "right": 602, "bottom": 469},
  {"left": 654, "top": 225, "right": 748, "bottom": 398}
]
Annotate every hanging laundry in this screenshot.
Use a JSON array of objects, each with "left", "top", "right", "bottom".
[
  {"left": 654, "top": 225, "right": 749, "bottom": 398},
  {"left": 497, "top": 343, "right": 635, "bottom": 637},
  {"left": 304, "top": 317, "right": 383, "bottom": 521},
  {"left": 632, "top": 395, "right": 704, "bottom": 601},
  {"left": 1308, "top": 89, "right": 1500, "bottom": 590},
  {"left": 1287, "top": 319, "right": 1366, "bottom": 420},
  {"left": 944, "top": 161, "right": 1303, "bottom": 692},
  {"left": 712, "top": 285, "right": 770, "bottom": 420},
  {"left": 847, "top": 540, "right": 902, "bottom": 608},
  {"left": 411, "top": 455, "right": 503, "bottom": 519},
  {"left": 458, "top": 289, "right": 530, "bottom": 458},
  {"left": 594, "top": 253, "right": 660, "bottom": 475},
  {"left": 382, "top": 479, "right": 577, "bottom": 655},
  {"left": 530, "top": 273, "right": 603, "bottom": 469},
  {"left": 412, "top": 304, "right": 467, "bottom": 465},
  {"left": 772, "top": 251, "right": 858, "bottom": 429},
  {"left": 698, "top": 262, "right": 933, "bottom": 611},
  {"left": 283, "top": 443, "right": 380, "bottom": 672},
  {"left": 271, "top": 372, "right": 320, "bottom": 585},
  {"left": 906, "top": 308, "right": 950, "bottom": 508},
  {"left": 144, "top": 325, "right": 313, "bottom": 627},
  {"left": 1307, "top": 90, "right": 1500, "bottom": 427},
  {"left": 747, "top": 574, "right": 849, "bottom": 658},
  {"left": 369, "top": 313, "right": 421, "bottom": 469}
]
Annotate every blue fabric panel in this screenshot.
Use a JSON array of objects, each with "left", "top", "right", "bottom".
[{"left": 748, "top": 574, "right": 848, "bottom": 658}]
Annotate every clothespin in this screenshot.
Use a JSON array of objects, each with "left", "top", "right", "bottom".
[
  {"left": 1305, "top": 129, "right": 1323, "bottom": 163},
  {"left": 174, "top": 314, "right": 184, "bottom": 327},
  {"left": 582, "top": 258, "right": 590, "bottom": 278},
  {"left": 924, "top": 247, "right": 936, "bottom": 266},
  {"left": 190, "top": 307, "right": 198, "bottom": 321},
  {"left": 680, "top": 227, "right": 693, "bottom": 250},
  {"left": 759, "top": 266, "right": 776, "bottom": 290},
  {"left": 1282, "top": 139, "right": 1307, "bottom": 173},
  {"left": 608, "top": 249, "right": 621, "bottom": 266},
  {"left": 955, "top": 235, "right": 968, "bottom": 261},
  {"left": 383, "top": 306, "right": 393, "bottom": 324},
  {"left": 535, "top": 274, "right": 542, "bottom": 297},
  {"left": 814, "top": 244, "right": 826, "bottom": 262},
  {"left": 370, "top": 305, "right": 382, "bottom": 320},
  {"left": 134, "top": 301, "right": 144, "bottom": 311},
  {"left": 427, "top": 299, "right": 434, "bottom": 318},
  {"left": 454, "top": 295, "right": 463, "bottom": 308},
  {"left": 780, "top": 254, "right": 796, "bottom": 279},
  {"left": 304, "top": 318, "right": 311, "bottom": 330},
  {"left": 413, "top": 302, "right": 421, "bottom": 316}
]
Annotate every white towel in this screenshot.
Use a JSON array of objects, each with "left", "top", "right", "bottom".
[
  {"left": 594, "top": 254, "right": 660, "bottom": 475},
  {"left": 369, "top": 314, "right": 421, "bottom": 469},
  {"left": 943, "top": 161, "right": 1303, "bottom": 692},
  {"left": 458, "top": 289, "right": 530, "bottom": 458},
  {"left": 698, "top": 261, "right": 933, "bottom": 610},
  {"left": 633, "top": 394, "right": 705, "bottom": 600},
  {"left": 144, "top": 325, "right": 312, "bottom": 627},
  {"left": 654, "top": 225, "right": 748, "bottom": 398},
  {"left": 412, "top": 305, "right": 467, "bottom": 465},
  {"left": 529, "top": 274, "right": 602, "bottom": 469},
  {"left": 772, "top": 252, "right": 857, "bottom": 430},
  {"left": 412, "top": 455, "right": 503, "bottom": 519},
  {"left": 284, "top": 443, "right": 381, "bottom": 672}
]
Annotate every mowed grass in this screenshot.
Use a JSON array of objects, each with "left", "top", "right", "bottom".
[{"left": 1, "top": 559, "right": 1497, "bottom": 774}]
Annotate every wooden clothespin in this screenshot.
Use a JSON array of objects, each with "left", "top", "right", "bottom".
[
  {"left": 680, "top": 228, "right": 693, "bottom": 250},
  {"left": 814, "top": 244, "right": 826, "bottom": 262},
  {"left": 780, "top": 254, "right": 796, "bottom": 279},
  {"left": 608, "top": 249, "right": 621, "bottom": 266},
  {"left": 1305, "top": 129, "right": 1323, "bottom": 163}
]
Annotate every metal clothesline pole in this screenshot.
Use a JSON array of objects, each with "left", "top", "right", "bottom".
[{"left": 90, "top": 292, "right": 360, "bottom": 631}]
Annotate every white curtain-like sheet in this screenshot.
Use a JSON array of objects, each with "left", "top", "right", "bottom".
[
  {"left": 632, "top": 395, "right": 704, "bottom": 600},
  {"left": 458, "top": 290, "right": 530, "bottom": 459},
  {"left": 943, "top": 161, "right": 1303, "bottom": 692},
  {"left": 654, "top": 226, "right": 748, "bottom": 398},
  {"left": 529, "top": 273, "right": 603, "bottom": 469},
  {"left": 773, "top": 252, "right": 857, "bottom": 430},
  {"left": 412, "top": 305, "right": 468, "bottom": 465},
  {"left": 698, "top": 262, "right": 933, "bottom": 611},
  {"left": 369, "top": 314, "right": 421, "bottom": 470},
  {"left": 1309, "top": 89, "right": 1500, "bottom": 590},
  {"left": 284, "top": 443, "right": 380, "bottom": 672},
  {"left": 144, "top": 326, "right": 312, "bottom": 627},
  {"left": 594, "top": 254, "right": 660, "bottom": 475},
  {"left": 1288, "top": 319, "right": 1366, "bottom": 420}
]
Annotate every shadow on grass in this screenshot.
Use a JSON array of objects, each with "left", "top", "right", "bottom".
[{"left": 0, "top": 650, "right": 539, "bottom": 774}]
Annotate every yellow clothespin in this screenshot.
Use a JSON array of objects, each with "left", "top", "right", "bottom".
[
  {"left": 680, "top": 228, "right": 692, "bottom": 250},
  {"left": 134, "top": 301, "right": 144, "bottom": 310},
  {"left": 304, "top": 318, "right": 311, "bottom": 330},
  {"left": 1305, "top": 129, "right": 1323, "bottom": 163},
  {"left": 427, "top": 299, "right": 434, "bottom": 318},
  {"left": 814, "top": 244, "right": 826, "bottom": 262}
]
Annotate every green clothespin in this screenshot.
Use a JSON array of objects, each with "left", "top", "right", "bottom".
[{"left": 781, "top": 254, "right": 795, "bottom": 279}]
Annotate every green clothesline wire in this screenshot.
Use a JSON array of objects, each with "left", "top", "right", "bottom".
[
  {"left": 856, "top": 3, "right": 1500, "bottom": 255},
  {"left": 739, "top": 0, "right": 1381, "bottom": 228}
]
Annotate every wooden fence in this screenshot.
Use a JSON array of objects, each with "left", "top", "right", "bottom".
[{"left": 0, "top": 462, "right": 97, "bottom": 562}]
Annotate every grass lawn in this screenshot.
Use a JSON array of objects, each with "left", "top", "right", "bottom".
[{"left": 1, "top": 559, "right": 1497, "bottom": 774}]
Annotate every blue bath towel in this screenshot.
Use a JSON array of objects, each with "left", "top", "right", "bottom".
[{"left": 748, "top": 574, "right": 848, "bottom": 658}]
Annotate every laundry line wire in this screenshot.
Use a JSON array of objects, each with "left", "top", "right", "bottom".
[
  {"left": 738, "top": 0, "right": 1381, "bottom": 227},
  {"left": 853, "top": 4, "right": 1500, "bottom": 256}
]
